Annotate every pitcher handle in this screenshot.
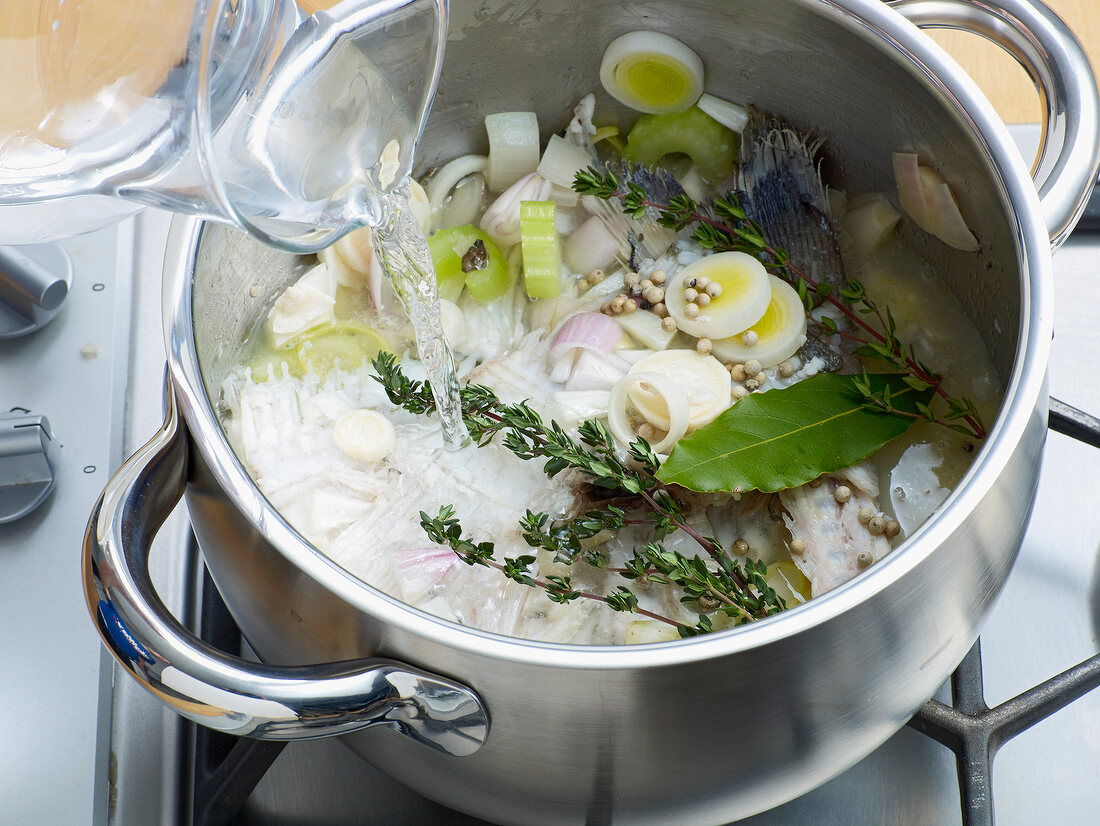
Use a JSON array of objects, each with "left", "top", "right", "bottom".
[
  {"left": 82, "top": 374, "right": 488, "bottom": 755},
  {"left": 890, "top": 0, "right": 1100, "bottom": 248}
]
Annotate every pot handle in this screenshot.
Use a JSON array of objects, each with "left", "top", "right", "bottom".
[
  {"left": 890, "top": 0, "right": 1100, "bottom": 248},
  {"left": 82, "top": 375, "right": 489, "bottom": 755}
]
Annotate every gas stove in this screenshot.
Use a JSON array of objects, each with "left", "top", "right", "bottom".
[{"left": 4, "top": 126, "right": 1100, "bottom": 825}]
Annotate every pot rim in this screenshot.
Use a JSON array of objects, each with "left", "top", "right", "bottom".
[{"left": 163, "top": 0, "right": 1052, "bottom": 670}]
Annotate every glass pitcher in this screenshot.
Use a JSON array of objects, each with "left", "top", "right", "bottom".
[{"left": 0, "top": 0, "right": 446, "bottom": 252}]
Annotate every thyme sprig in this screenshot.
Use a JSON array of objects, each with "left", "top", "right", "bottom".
[
  {"left": 373, "top": 353, "right": 785, "bottom": 634},
  {"left": 573, "top": 166, "right": 986, "bottom": 440}
]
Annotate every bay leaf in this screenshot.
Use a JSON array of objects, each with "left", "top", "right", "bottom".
[{"left": 656, "top": 373, "right": 931, "bottom": 493}]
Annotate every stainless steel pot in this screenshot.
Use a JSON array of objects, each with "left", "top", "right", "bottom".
[{"left": 84, "top": 0, "right": 1100, "bottom": 822}]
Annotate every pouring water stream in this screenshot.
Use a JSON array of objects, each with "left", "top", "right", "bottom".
[
  {"left": 373, "top": 186, "right": 471, "bottom": 450},
  {"left": 254, "top": 0, "right": 471, "bottom": 449}
]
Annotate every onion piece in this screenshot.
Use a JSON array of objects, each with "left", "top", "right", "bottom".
[
  {"left": 600, "top": 31, "right": 704, "bottom": 115},
  {"left": 841, "top": 192, "right": 901, "bottom": 257},
  {"left": 550, "top": 350, "right": 577, "bottom": 384},
  {"left": 565, "top": 349, "right": 630, "bottom": 391},
  {"left": 892, "top": 152, "right": 979, "bottom": 252},
  {"left": 608, "top": 371, "right": 689, "bottom": 454},
  {"left": 485, "top": 111, "right": 540, "bottom": 192},
  {"left": 626, "top": 620, "right": 682, "bottom": 644},
  {"left": 426, "top": 154, "right": 489, "bottom": 215},
  {"left": 564, "top": 214, "right": 629, "bottom": 274},
  {"left": 615, "top": 349, "right": 656, "bottom": 365},
  {"left": 318, "top": 243, "right": 361, "bottom": 289},
  {"left": 407, "top": 178, "right": 432, "bottom": 235},
  {"left": 892, "top": 152, "right": 929, "bottom": 228},
  {"left": 576, "top": 269, "right": 626, "bottom": 311},
  {"left": 923, "top": 178, "right": 980, "bottom": 252},
  {"left": 333, "top": 228, "right": 387, "bottom": 314},
  {"left": 580, "top": 193, "right": 678, "bottom": 259},
  {"left": 627, "top": 350, "right": 733, "bottom": 430},
  {"left": 537, "top": 134, "right": 595, "bottom": 189},
  {"left": 676, "top": 164, "right": 710, "bottom": 202},
  {"left": 480, "top": 172, "right": 554, "bottom": 247},
  {"left": 265, "top": 263, "right": 336, "bottom": 348},
  {"left": 550, "top": 184, "right": 579, "bottom": 209},
  {"left": 613, "top": 308, "right": 677, "bottom": 351},
  {"left": 695, "top": 93, "right": 750, "bottom": 133}
]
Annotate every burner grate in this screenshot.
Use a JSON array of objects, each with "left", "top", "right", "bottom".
[
  {"left": 908, "top": 643, "right": 1100, "bottom": 826},
  {"left": 905, "top": 396, "right": 1100, "bottom": 826}
]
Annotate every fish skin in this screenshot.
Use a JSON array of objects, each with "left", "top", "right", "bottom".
[
  {"left": 778, "top": 470, "right": 890, "bottom": 597},
  {"left": 797, "top": 333, "right": 846, "bottom": 374},
  {"left": 735, "top": 112, "right": 848, "bottom": 296}
]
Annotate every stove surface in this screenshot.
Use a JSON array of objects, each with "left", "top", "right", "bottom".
[{"left": 0, "top": 223, "right": 136, "bottom": 825}]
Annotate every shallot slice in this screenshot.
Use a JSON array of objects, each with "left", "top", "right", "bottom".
[
  {"left": 480, "top": 172, "right": 554, "bottom": 247},
  {"left": 564, "top": 214, "right": 628, "bottom": 274},
  {"left": 548, "top": 311, "right": 624, "bottom": 383},
  {"left": 893, "top": 152, "right": 979, "bottom": 252},
  {"left": 393, "top": 547, "right": 459, "bottom": 603}
]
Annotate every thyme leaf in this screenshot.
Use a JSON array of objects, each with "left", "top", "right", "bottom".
[{"left": 377, "top": 356, "right": 786, "bottom": 633}]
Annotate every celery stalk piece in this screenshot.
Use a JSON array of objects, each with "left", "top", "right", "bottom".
[
  {"left": 248, "top": 322, "right": 391, "bottom": 381},
  {"left": 427, "top": 225, "right": 512, "bottom": 304},
  {"left": 622, "top": 105, "right": 739, "bottom": 182},
  {"left": 519, "top": 200, "right": 562, "bottom": 299}
]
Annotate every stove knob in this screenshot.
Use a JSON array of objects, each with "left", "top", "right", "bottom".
[
  {"left": 0, "top": 413, "right": 56, "bottom": 524},
  {"left": 0, "top": 244, "right": 73, "bottom": 339}
]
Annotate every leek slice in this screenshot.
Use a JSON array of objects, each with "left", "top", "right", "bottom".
[
  {"left": 519, "top": 200, "right": 562, "bottom": 299},
  {"left": 709, "top": 275, "right": 807, "bottom": 368},
  {"left": 427, "top": 225, "right": 511, "bottom": 304},
  {"left": 600, "top": 30, "right": 704, "bottom": 115},
  {"left": 295, "top": 323, "right": 391, "bottom": 379},
  {"left": 623, "top": 105, "right": 738, "bottom": 182},
  {"left": 249, "top": 322, "right": 390, "bottom": 380},
  {"left": 663, "top": 251, "right": 771, "bottom": 339}
]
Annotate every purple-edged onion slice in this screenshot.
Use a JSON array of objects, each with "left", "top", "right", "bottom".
[{"left": 549, "top": 311, "right": 625, "bottom": 382}]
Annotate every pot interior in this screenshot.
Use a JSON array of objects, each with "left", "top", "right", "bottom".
[{"left": 194, "top": 0, "right": 1024, "bottom": 400}]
